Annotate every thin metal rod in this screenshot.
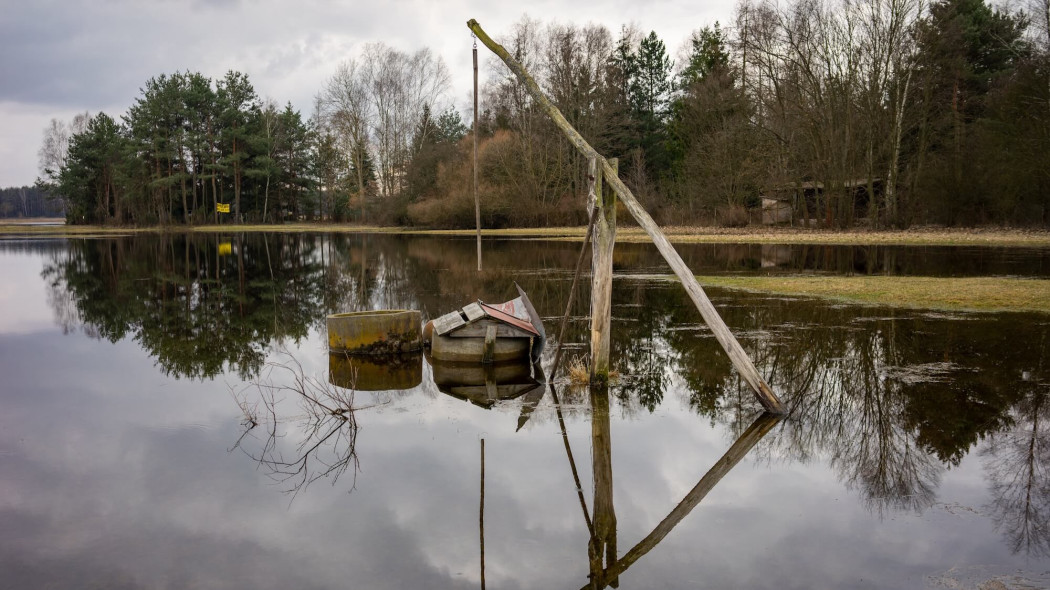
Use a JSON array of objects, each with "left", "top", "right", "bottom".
[
  {"left": 480, "top": 438, "right": 486, "bottom": 590},
  {"left": 473, "top": 43, "right": 482, "bottom": 272}
]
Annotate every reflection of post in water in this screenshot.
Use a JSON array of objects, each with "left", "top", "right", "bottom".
[
  {"left": 480, "top": 438, "right": 486, "bottom": 590},
  {"left": 589, "top": 384, "right": 618, "bottom": 589},
  {"left": 360, "top": 234, "right": 367, "bottom": 310},
  {"left": 263, "top": 233, "right": 278, "bottom": 338},
  {"left": 584, "top": 411, "right": 781, "bottom": 589}
]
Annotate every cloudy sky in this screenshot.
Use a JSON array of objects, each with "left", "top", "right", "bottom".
[{"left": 0, "top": 0, "right": 737, "bottom": 187}]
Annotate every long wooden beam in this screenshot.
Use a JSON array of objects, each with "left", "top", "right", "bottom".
[{"left": 467, "top": 19, "right": 786, "bottom": 414}]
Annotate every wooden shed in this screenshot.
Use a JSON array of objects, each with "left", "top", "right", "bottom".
[
  {"left": 426, "top": 289, "right": 545, "bottom": 363},
  {"left": 760, "top": 179, "right": 882, "bottom": 224}
]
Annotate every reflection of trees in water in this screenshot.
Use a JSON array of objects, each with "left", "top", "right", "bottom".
[
  {"left": 39, "top": 233, "right": 441, "bottom": 380},
  {"left": 38, "top": 233, "right": 592, "bottom": 381},
  {"left": 38, "top": 233, "right": 1050, "bottom": 540},
  {"left": 611, "top": 286, "right": 673, "bottom": 413},
  {"left": 982, "top": 331, "right": 1050, "bottom": 556},
  {"left": 604, "top": 280, "right": 1049, "bottom": 518},
  {"left": 983, "top": 390, "right": 1050, "bottom": 556},
  {"left": 42, "top": 234, "right": 328, "bottom": 379},
  {"left": 756, "top": 308, "right": 1044, "bottom": 515},
  {"left": 749, "top": 314, "right": 944, "bottom": 514}
]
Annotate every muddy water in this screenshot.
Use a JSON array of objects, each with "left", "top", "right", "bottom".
[{"left": 1, "top": 233, "right": 1048, "bottom": 589}]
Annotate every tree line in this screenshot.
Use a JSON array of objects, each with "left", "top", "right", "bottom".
[
  {"left": 0, "top": 186, "right": 63, "bottom": 218},
  {"left": 35, "top": 44, "right": 458, "bottom": 226},
  {"left": 36, "top": 0, "right": 1050, "bottom": 228}
]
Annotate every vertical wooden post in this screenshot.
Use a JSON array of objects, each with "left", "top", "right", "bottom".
[
  {"left": 482, "top": 324, "right": 497, "bottom": 364},
  {"left": 473, "top": 39, "right": 482, "bottom": 272},
  {"left": 590, "top": 157, "right": 616, "bottom": 381}
]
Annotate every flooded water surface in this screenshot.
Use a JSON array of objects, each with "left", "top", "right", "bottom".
[{"left": 1, "top": 233, "right": 1049, "bottom": 589}]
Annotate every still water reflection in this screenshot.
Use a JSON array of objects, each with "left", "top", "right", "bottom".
[{"left": 1, "top": 233, "right": 1049, "bottom": 589}]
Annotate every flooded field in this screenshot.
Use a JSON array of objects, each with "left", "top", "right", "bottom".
[{"left": 1, "top": 233, "right": 1049, "bottom": 589}]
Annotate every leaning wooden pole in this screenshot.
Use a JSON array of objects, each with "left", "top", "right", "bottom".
[{"left": 467, "top": 19, "right": 786, "bottom": 414}]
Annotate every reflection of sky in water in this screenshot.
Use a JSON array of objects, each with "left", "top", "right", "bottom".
[
  {"left": 2, "top": 237, "right": 1050, "bottom": 589},
  {"left": 0, "top": 249, "right": 58, "bottom": 335}
]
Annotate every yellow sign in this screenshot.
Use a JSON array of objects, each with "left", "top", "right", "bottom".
[
  {"left": 218, "top": 242, "right": 232, "bottom": 256},
  {"left": 216, "top": 203, "right": 230, "bottom": 213}
]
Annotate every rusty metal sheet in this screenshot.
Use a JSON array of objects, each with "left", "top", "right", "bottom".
[
  {"left": 478, "top": 301, "right": 540, "bottom": 336},
  {"left": 447, "top": 321, "right": 534, "bottom": 339}
]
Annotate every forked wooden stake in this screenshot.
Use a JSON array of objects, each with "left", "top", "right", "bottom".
[
  {"left": 590, "top": 157, "right": 616, "bottom": 380},
  {"left": 467, "top": 18, "right": 786, "bottom": 414}
]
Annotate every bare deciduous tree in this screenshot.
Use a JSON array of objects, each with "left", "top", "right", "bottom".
[
  {"left": 37, "top": 111, "right": 90, "bottom": 187},
  {"left": 318, "top": 45, "right": 450, "bottom": 217}
]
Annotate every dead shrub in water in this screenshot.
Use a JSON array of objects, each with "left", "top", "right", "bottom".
[
  {"left": 568, "top": 355, "right": 590, "bottom": 385},
  {"left": 566, "top": 355, "right": 620, "bottom": 386}
]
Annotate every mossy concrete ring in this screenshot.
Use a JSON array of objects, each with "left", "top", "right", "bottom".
[{"left": 327, "top": 310, "right": 423, "bottom": 355}]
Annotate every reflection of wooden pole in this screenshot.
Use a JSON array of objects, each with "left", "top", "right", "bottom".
[
  {"left": 473, "top": 39, "right": 482, "bottom": 272},
  {"left": 480, "top": 438, "right": 486, "bottom": 590},
  {"left": 589, "top": 384, "right": 618, "bottom": 589},
  {"left": 550, "top": 382, "right": 595, "bottom": 535},
  {"left": 590, "top": 158, "right": 617, "bottom": 380},
  {"left": 590, "top": 412, "right": 781, "bottom": 587},
  {"left": 466, "top": 19, "right": 785, "bottom": 414}
]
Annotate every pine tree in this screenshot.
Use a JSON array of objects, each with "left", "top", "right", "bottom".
[
  {"left": 216, "top": 71, "right": 259, "bottom": 222},
  {"left": 59, "top": 113, "right": 126, "bottom": 224},
  {"left": 679, "top": 23, "right": 731, "bottom": 89},
  {"left": 631, "top": 31, "right": 674, "bottom": 178}
]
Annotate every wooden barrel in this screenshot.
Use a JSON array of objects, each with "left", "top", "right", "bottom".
[
  {"left": 327, "top": 310, "right": 422, "bottom": 355},
  {"left": 329, "top": 352, "right": 422, "bottom": 391},
  {"left": 428, "top": 332, "right": 531, "bottom": 363}
]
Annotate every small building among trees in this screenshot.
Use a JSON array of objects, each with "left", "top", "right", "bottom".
[{"left": 760, "top": 179, "right": 883, "bottom": 226}]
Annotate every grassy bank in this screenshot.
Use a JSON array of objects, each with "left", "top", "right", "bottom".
[
  {"left": 691, "top": 274, "right": 1050, "bottom": 314},
  {"left": 1, "top": 221, "right": 1049, "bottom": 247}
]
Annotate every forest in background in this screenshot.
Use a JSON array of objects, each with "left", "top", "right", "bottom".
[
  {"left": 24, "top": 0, "right": 1050, "bottom": 228},
  {"left": 0, "top": 186, "right": 63, "bottom": 218}
]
